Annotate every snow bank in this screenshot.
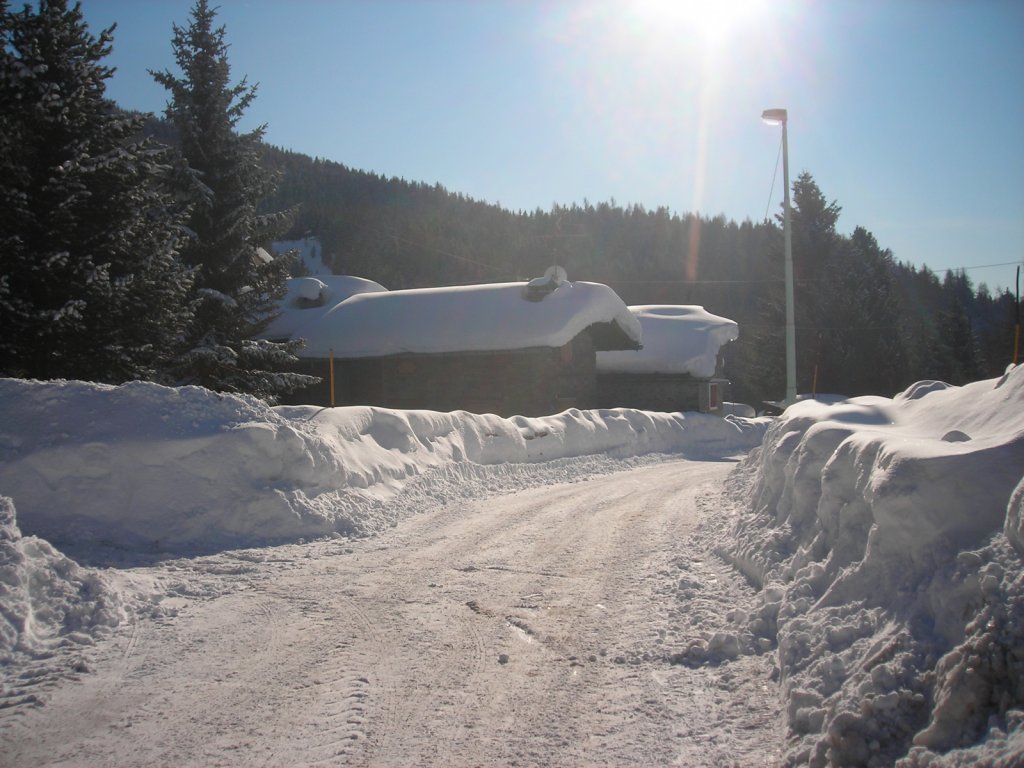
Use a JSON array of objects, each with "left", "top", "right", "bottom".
[
  {"left": 597, "top": 305, "right": 739, "bottom": 377},
  {"left": 724, "top": 366, "right": 1024, "bottom": 767},
  {"left": 1, "top": 496, "right": 124, "bottom": 664},
  {"left": 0, "top": 378, "right": 767, "bottom": 553}
]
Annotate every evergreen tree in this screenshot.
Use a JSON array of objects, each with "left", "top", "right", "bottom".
[
  {"left": 789, "top": 171, "right": 841, "bottom": 284},
  {"left": 814, "top": 227, "right": 907, "bottom": 395},
  {"left": 743, "top": 229, "right": 787, "bottom": 403},
  {"left": 973, "top": 284, "right": 1018, "bottom": 377},
  {"left": 788, "top": 173, "right": 840, "bottom": 390},
  {"left": 152, "top": 0, "right": 313, "bottom": 400},
  {"left": 0, "top": 0, "right": 194, "bottom": 383},
  {"left": 930, "top": 271, "right": 982, "bottom": 384}
]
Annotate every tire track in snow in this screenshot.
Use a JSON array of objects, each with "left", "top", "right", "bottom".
[
  {"left": 0, "top": 607, "right": 150, "bottom": 763},
  {"left": 352, "top": 587, "right": 491, "bottom": 764},
  {"left": 288, "top": 593, "right": 395, "bottom": 767}
]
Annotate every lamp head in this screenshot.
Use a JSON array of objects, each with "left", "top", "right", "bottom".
[{"left": 762, "top": 108, "right": 788, "bottom": 125}]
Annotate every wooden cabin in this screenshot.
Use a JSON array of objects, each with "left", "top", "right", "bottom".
[
  {"left": 281, "top": 273, "right": 642, "bottom": 417},
  {"left": 596, "top": 305, "right": 738, "bottom": 415}
]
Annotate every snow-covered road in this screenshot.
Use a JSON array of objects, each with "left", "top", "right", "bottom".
[{"left": 2, "top": 458, "right": 782, "bottom": 767}]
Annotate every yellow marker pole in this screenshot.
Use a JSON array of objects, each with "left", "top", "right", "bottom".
[{"left": 329, "top": 349, "right": 336, "bottom": 407}]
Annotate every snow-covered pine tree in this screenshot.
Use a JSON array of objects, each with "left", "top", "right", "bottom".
[
  {"left": 0, "top": 0, "right": 195, "bottom": 383},
  {"left": 151, "top": 0, "right": 315, "bottom": 401}
]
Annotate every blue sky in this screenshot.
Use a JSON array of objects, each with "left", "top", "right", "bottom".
[{"left": 80, "top": 0, "right": 1024, "bottom": 293}]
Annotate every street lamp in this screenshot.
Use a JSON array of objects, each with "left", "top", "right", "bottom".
[{"left": 762, "top": 108, "right": 796, "bottom": 404}]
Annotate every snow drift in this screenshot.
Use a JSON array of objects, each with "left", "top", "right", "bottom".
[
  {"left": 0, "top": 377, "right": 766, "bottom": 554},
  {"left": 726, "top": 366, "right": 1024, "bottom": 767},
  {"left": 0, "top": 496, "right": 124, "bottom": 664}
]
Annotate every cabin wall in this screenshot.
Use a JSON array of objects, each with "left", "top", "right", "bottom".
[
  {"left": 595, "top": 373, "right": 727, "bottom": 415},
  {"left": 281, "top": 332, "right": 597, "bottom": 417}
]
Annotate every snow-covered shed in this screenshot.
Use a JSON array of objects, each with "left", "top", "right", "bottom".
[
  {"left": 283, "top": 273, "right": 643, "bottom": 416},
  {"left": 596, "top": 305, "right": 738, "bottom": 414},
  {"left": 259, "top": 275, "right": 388, "bottom": 343}
]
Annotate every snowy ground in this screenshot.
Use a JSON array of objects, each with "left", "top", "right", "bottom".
[
  {"left": 1, "top": 368, "right": 1023, "bottom": 766},
  {"left": 2, "top": 459, "right": 782, "bottom": 767}
]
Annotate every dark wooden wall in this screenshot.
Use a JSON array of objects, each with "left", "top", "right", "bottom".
[
  {"left": 595, "top": 374, "right": 728, "bottom": 414},
  {"left": 282, "top": 331, "right": 598, "bottom": 417}
]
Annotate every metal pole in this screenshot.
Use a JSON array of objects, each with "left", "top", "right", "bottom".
[
  {"left": 329, "top": 349, "right": 335, "bottom": 407},
  {"left": 781, "top": 119, "right": 797, "bottom": 404},
  {"left": 1014, "top": 265, "right": 1020, "bottom": 366}
]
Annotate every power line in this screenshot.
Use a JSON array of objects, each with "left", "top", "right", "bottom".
[
  {"left": 613, "top": 261, "right": 1024, "bottom": 285},
  {"left": 615, "top": 279, "right": 786, "bottom": 285},
  {"left": 372, "top": 229, "right": 513, "bottom": 277},
  {"left": 763, "top": 135, "right": 783, "bottom": 222},
  {"left": 933, "top": 260, "right": 1023, "bottom": 273}
]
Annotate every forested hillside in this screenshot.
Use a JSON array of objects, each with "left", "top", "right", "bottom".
[{"left": 260, "top": 146, "right": 1020, "bottom": 406}]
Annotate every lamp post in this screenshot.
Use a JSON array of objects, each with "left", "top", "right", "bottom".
[{"left": 762, "top": 108, "right": 796, "bottom": 404}]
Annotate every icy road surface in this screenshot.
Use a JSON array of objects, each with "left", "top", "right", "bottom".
[{"left": 3, "top": 459, "right": 782, "bottom": 767}]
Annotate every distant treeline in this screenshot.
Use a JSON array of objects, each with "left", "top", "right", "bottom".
[{"left": 260, "top": 147, "right": 1021, "bottom": 405}]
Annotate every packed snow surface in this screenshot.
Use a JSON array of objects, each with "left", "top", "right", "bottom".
[
  {"left": 1, "top": 368, "right": 1023, "bottom": 767},
  {"left": 296, "top": 280, "right": 643, "bottom": 358},
  {"left": 597, "top": 305, "right": 739, "bottom": 377}
]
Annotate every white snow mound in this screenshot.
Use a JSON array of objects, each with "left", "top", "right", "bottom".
[
  {"left": 0, "top": 496, "right": 124, "bottom": 663},
  {"left": 725, "top": 366, "right": 1024, "bottom": 767},
  {"left": 0, "top": 378, "right": 767, "bottom": 552}
]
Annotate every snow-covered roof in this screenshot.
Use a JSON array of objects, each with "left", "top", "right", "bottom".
[
  {"left": 260, "top": 275, "right": 387, "bottom": 341},
  {"left": 295, "top": 280, "right": 643, "bottom": 359},
  {"left": 596, "top": 305, "right": 738, "bottom": 378}
]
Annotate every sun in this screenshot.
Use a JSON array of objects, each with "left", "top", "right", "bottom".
[{"left": 626, "top": 0, "right": 769, "bottom": 48}]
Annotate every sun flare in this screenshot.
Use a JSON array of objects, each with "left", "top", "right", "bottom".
[{"left": 627, "top": 0, "right": 770, "bottom": 47}]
